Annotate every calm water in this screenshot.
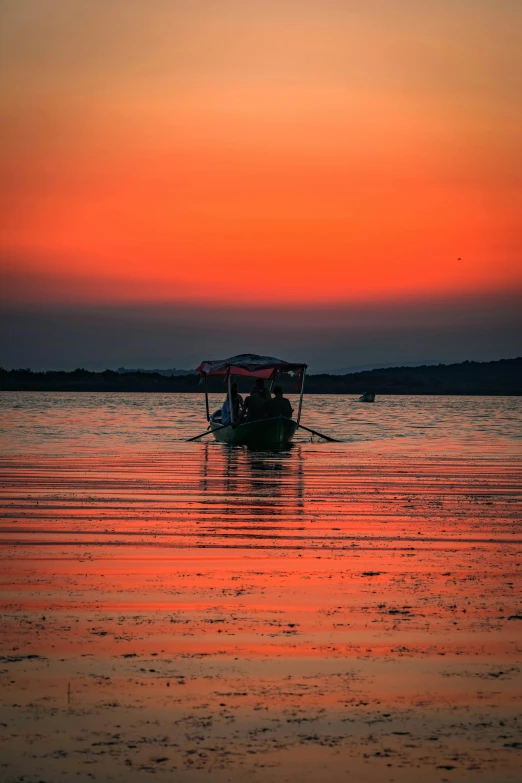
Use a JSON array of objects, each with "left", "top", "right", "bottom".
[
  {"left": 0, "top": 392, "right": 521, "bottom": 455},
  {"left": 1, "top": 393, "right": 521, "bottom": 781}
]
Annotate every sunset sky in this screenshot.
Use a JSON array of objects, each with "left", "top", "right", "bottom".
[{"left": 1, "top": 0, "right": 521, "bottom": 370}]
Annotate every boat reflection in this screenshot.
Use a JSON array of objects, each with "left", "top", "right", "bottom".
[{"left": 199, "top": 443, "right": 305, "bottom": 522}]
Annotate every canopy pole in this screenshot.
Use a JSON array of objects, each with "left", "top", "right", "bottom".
[
  {"left": 296, "top": 368, "right": 306, "bottom": 426},
  {"left": 203, "top": 373, "right": 210, "bottom": 422},
  {"left": 269, "top": 370, "right": 277, "bottom": 392},
  {"left": 227, "top": 370, "right": 234, "bottom": 425}
]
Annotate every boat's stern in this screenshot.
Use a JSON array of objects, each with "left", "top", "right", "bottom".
[{"left": 211, "top": 416, "right": 297, "bottom": 447}]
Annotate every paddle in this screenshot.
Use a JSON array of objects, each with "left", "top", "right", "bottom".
[
  {"left": 298, "top": 424, "right": 340, "bottom": 443},
  {"left": 186, "top": 423, "right": 231, "bottom": 442}
]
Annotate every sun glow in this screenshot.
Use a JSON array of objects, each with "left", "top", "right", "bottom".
[{"left": 1, "top": 1, "right": 521, "bottom": 307}]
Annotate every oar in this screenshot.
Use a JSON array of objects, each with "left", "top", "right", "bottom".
[
  {"left": 298, "top": 424, "right": 340, "bottom": 442},
  {"left": 186, "top": 423, "right": 231, "bottom": 442}
]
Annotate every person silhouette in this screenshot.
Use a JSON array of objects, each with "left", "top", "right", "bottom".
[
  {"left": 221, "top": 382, "right": 243, "bottom": 424},
  {"left": 243, "top": 385, "right": 268, "bottom": 422},
  {"left": 255, "top": 377, "right": 271, "bottom": 402},
  {"left": 269, "top": 386, "right": 293, "bottom": 418}
]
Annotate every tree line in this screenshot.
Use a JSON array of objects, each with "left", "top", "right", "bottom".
[{"left": 1, "top": 358, "right": 520, "bottom": 394}]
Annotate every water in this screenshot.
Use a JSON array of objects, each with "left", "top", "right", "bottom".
[
  {"left": 1, "top": 393, "right": 521, "bottom": 781},
  {"left": 1, "top": 392, "right": 521, "bottom": 455}
]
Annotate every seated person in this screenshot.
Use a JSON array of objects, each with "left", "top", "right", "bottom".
[
  {"left": 231, "top": 383, "right": 244, "bottom": 422},
  {"left": 269, "top": 386, "right": 294, "bottom": 418},
  {"left": 221, "top": 383, "right": 243, "bottom": 425},
  {"left": 221, "top": 397, "right": 231, "bottom": 425},
  {"left": 243, "top": 386, "right": 268, "bottom": 422},
  {"left": 255, "top": 377, "right": 271, "bottom": 402}
]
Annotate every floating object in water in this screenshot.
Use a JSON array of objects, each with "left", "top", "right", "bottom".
[
  {"left": 359, "top": 391, "right": 375, "bottom": 402},
  {"left": 187, "top": 354, "right": 339, "bottom": 445}
]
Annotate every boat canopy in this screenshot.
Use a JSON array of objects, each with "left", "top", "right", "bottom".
[{"left": 196, "top": 354, "right": 307, "bottom": 380}]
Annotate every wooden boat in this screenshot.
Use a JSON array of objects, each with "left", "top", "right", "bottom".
[
  {"left": 195, "top": 354, "right": 307, "bottom": 448},
  {"left": 210, "top": 414, "right": 298, "bottom": 447}
]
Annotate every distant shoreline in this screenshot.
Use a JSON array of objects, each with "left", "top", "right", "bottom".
[{"left": 1, "top": 358, "right": 521, "bottom": 395}]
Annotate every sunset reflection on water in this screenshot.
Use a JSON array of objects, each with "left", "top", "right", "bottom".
[{"left": 0, "top": 396, "right": 521, "bottom": 781}]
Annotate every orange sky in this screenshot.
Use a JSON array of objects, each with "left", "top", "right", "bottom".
[{"left": 1, "top": 0, "right": 521, "bottom": 306}]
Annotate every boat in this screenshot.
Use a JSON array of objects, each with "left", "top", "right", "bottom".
[
  {"left": 195, "top": 354, "right": 307, "bottom": 448},
  {"left": 359, "top": 391, "right": 375, "bottom": 402},
  {"left": 209, "top": 413, "right": 298, "bottom": 447}
]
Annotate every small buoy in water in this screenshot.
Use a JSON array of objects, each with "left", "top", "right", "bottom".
[{"left": 359, "top": 391, "right": 375, "bottom": 402}]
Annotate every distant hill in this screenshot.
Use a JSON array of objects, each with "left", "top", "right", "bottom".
[
  {"left": 325, "top": 360, "right": 444, "bottom": 375},
  {"left": 0, "top": 358, "right": 521, "bottom": 395},
  {"left": 302, "top": 358, "right": 522, "bottom": 395}
]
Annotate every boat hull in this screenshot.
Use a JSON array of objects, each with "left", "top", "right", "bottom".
[{"left": 210, "top": 416, "right": 298, "bottom": 447}]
